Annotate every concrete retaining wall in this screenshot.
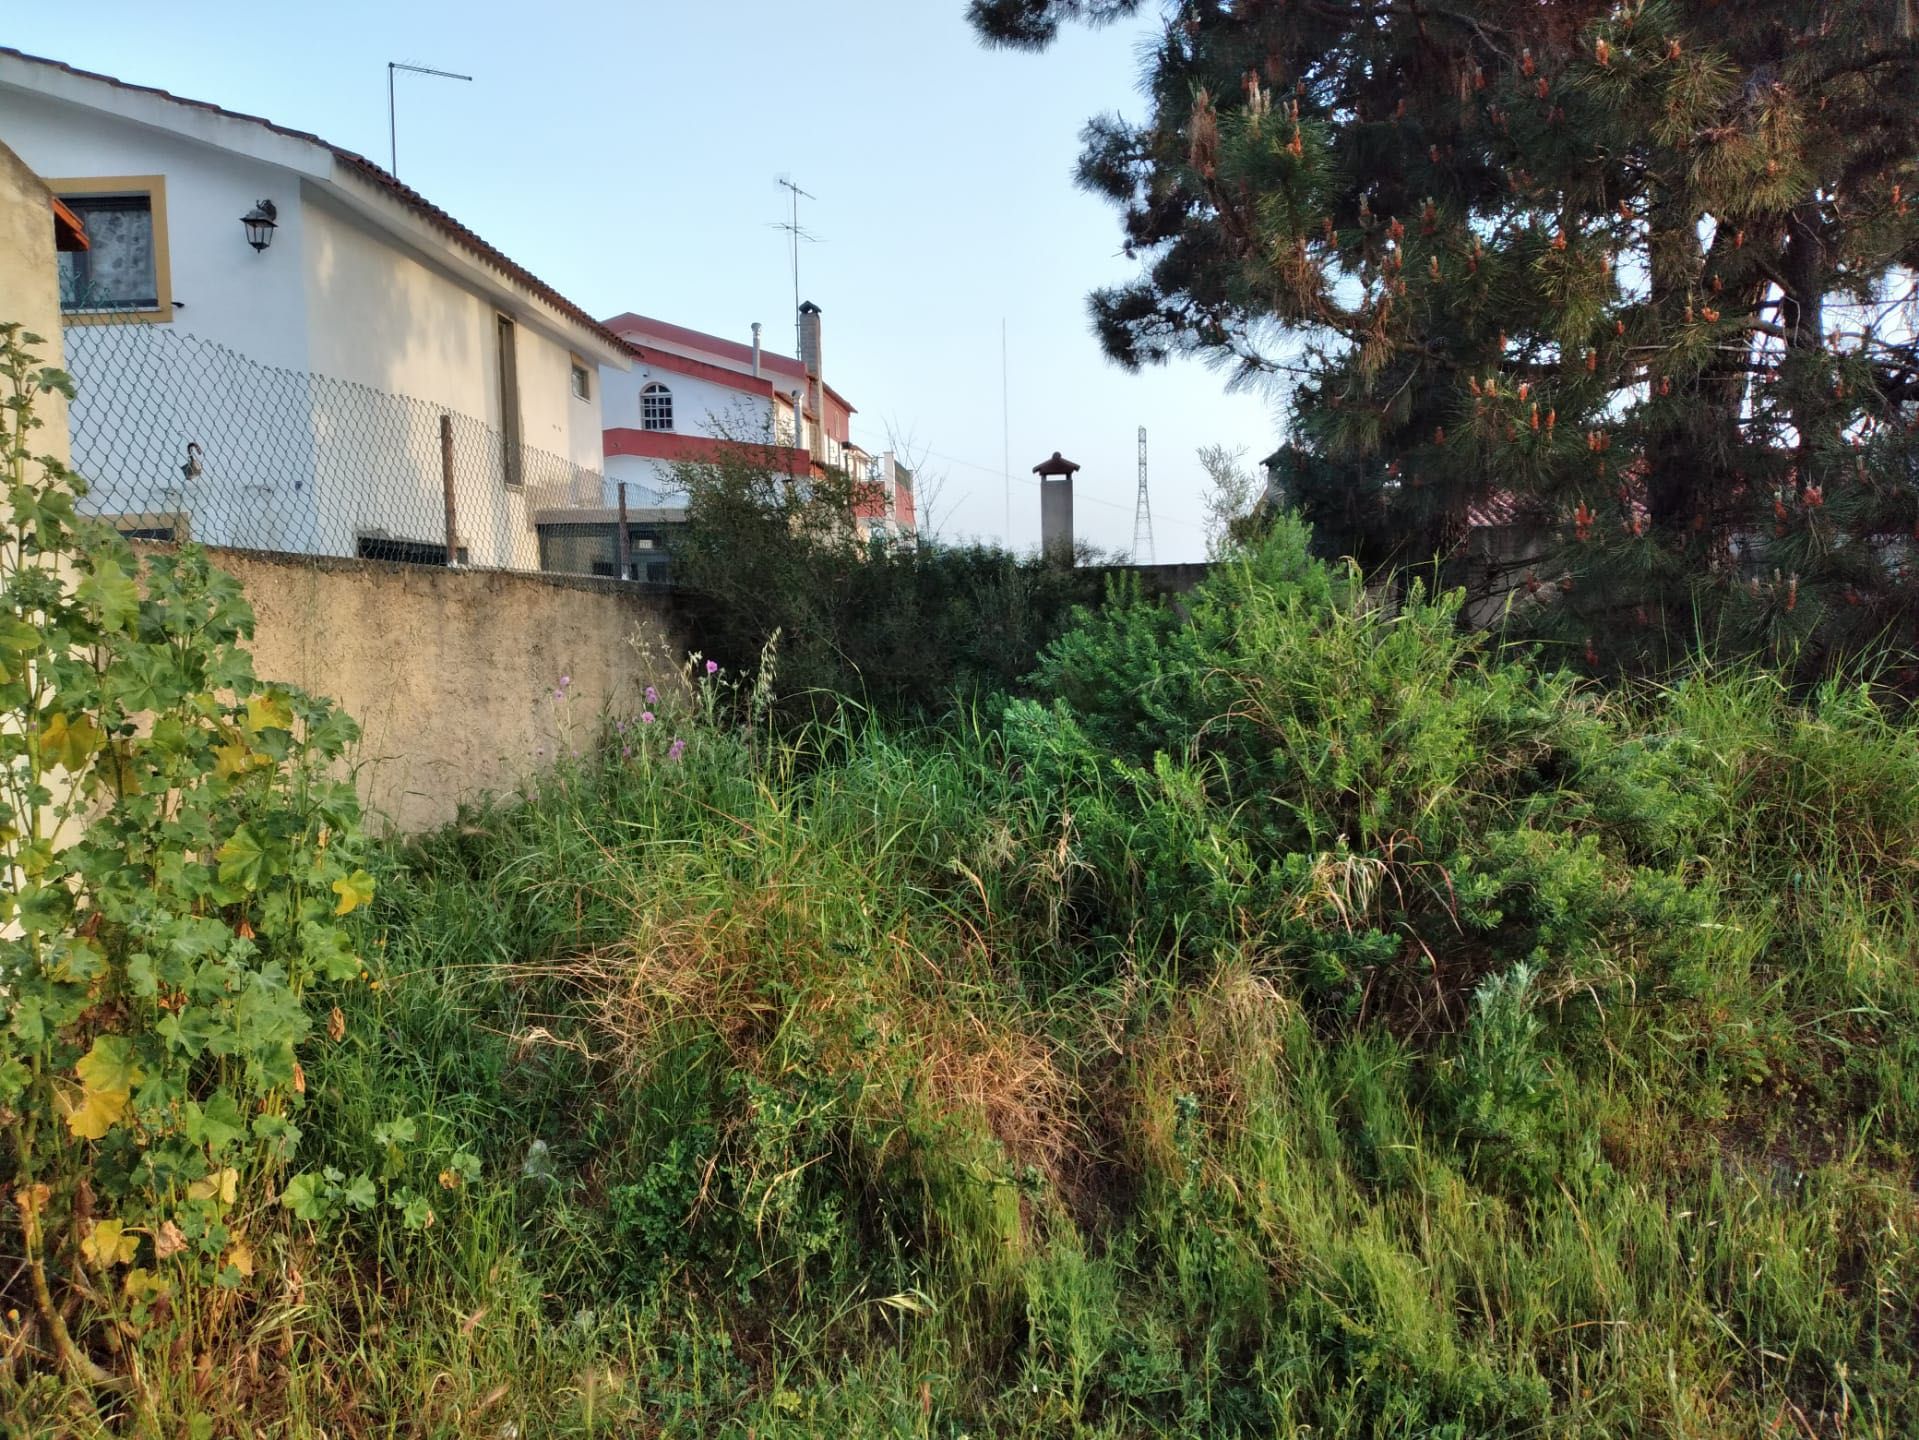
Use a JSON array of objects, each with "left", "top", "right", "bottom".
[{"left": 136, "top": 545, "right": 685, "bottom": 832}]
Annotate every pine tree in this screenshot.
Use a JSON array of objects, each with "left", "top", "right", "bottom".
[{"left": 972, "top": 0, "right": 1919, "bottom": 673}]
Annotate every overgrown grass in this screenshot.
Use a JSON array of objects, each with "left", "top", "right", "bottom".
[{"left": 11, "top": 522, "right": 1917, "bottom": 1437}]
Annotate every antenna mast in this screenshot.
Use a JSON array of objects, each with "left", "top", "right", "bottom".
[
  {"left": 1002, "top": 319, "right": 1012, "bottom": 547},
  {"left": 387, "top": 61, "right": 473, "bottom": 177},
  {"left": 1134, "top": 425, "right": 1156, "bottom": 564},
  {"left": 773, "top": 176, "right": 819, "bottom": 351}
]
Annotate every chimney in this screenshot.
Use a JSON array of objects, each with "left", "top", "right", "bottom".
[
  {"left": 1033, "top": 451, "right": 1082, "bottom": 563},
  {"left": 798, "top": 301, "right": 825, "bottom": 464},
  {"left": 751, "top": 321, "right": 763, "bottom": 378}
]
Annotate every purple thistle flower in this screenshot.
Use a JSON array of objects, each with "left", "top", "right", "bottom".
[
  {"left": 641, "top": 711, "right": 655, "bottom": 725},
  {"left": 704, "top": 660, "right": 719, "bottom": 676},
  {"left": 644, "top": 685, "right": 658, "bottom": 704},
  {"left": 553, "top": 689, "right": 565, "bottom": 701},
  {"left": 621, "top": 746, "right": 632, "bottom": 759},
  {"left": 560, "top": 674, "right": 572, "bottom": 688},
  {"left": 667, "top": 738, "right": 686, "bottom": 762}
]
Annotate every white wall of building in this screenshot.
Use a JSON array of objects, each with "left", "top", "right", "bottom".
[
  {"left": 0, "top": 84, "right": 315, "bottom": 367},
  {"left": 1, "top": 58, "right": 617, "bottom": 571},
  {"left": 600, "top": 362, "right": 776, "bottom": 447}
]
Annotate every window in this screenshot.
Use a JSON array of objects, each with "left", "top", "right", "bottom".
[
  {"left": 497, "top": 315, "right": 524, "bottom": 488},
  {"left": 641, "top": 382, "right": 673, "bottom": 432},
  {"left": 570, "top": 360, "right": 592, "bottom": 401},
  {"left": 52, "top": 176, "right": 171, "bottom": 320}
]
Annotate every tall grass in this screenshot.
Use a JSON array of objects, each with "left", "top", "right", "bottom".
[{"left": 10, "top": 523, "right": 1916, "bottom": 1437}]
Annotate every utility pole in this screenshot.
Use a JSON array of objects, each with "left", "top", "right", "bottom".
[
  {"left": 773, "top": 176, "right": 819, "bottom": 353},
  {"left": 388, "top": 61, "right": 473, "bottom": 177},
  {"left": 1134, "top": 425, "right": 1156, "bottom": 564},
  {"left": 1001, "top": 319, "right": 1012, "bottom": 548}
]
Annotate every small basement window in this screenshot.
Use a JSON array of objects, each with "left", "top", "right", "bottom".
[
  {"left": 570, "top": 361, "right": 592, "bottom": 401},
  {"left": 358, "top": 535, "right": 467, "bottom": 566}
]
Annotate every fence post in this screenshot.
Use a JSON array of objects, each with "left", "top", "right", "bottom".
[
  {"left": 616, "top": 481, "right": 631, "bottom": 581},
  {"left": 439, "top": 413, "right": 458, "bottom": 565}
]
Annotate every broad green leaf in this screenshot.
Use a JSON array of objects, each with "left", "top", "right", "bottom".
[
  {"left": 0, "top": 617, "right": 43, "bottom": 653},
  {"left": 331, "top": 868, "right": 376, "bottom": 917},
  {"left": 76, "top": 561, "right": 140, "bottom": 631},
  {"left": 280, "top": 1172, "right": 327, "bottom": 1221},
  {"left": 342, "top": 1174, "right": 378, "bottom": 1212},
  {"left": 184, "top": 1093, "right": 247, "bottom": 1152},
  {"left": 372, "top": 1116, "right": 417, "bottom": 1148},
  {"left": 217, "top": 825, "right": 272, "bottom": 890}
]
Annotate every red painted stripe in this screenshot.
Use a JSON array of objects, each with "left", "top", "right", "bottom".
[{"left": 603, "top": 428, "right": 810, "bottom": 475}]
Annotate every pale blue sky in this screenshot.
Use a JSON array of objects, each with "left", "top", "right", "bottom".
[{"left": 6, "top": 1, "right": 1281, "bottom": 559}]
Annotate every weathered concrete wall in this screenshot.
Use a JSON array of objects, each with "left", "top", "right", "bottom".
[
  {"left": 134, "top": 545, "right": 685, "bottom": 833},
  {"left": 0, "top": 139, "right": 67, "bottom": 461},
  {"left": 1086, "top": 561, "right": 1214, "bottom": 597}
]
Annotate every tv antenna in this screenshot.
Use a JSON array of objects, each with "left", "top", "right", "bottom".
[
  {"left": 387, "top": 61, "right": 472, "bottom": 177},
  {"left": 771, "top": 176, "right": 820, "bottom": 351},
  {"left": 1134, "top": 425, "right": 1156, "bottom": 564}
]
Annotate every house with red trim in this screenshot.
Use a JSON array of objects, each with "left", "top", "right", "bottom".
[{"left": 599, "top": 304, "right": 916, "bottom": 546}]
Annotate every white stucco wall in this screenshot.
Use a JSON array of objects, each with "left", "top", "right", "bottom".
[
  {"left": 604, "top": 454, "right": 680, "bottom": 508},
  {"left": 600, "top": 363, "right": 775, "bottom": 446},
  {"left": 0, "top": 84, "right": 314, "bottom": 367},
  {"left": 1, "top": 58, "right": 617, "bottom": 571}
]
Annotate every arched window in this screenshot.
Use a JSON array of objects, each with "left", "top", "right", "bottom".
[{"left": 641, "top": 382, "right": 673, "bottom": 432}]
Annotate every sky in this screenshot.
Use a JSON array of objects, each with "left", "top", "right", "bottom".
[{"left": 4, "top": 0, "right": 1285, "bottom": 560}]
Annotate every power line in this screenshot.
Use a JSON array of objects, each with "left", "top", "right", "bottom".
[{"left": 856, "top": 434, "right": 1204, "bottom": 534}]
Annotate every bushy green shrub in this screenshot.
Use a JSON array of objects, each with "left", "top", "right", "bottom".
[
  {"left": 0, "top": 326, "right": 379, "bottom": 1402},
  {"left": 669, "top": 443, "right": 1107, "bottom": 716},
  {"left": 1007, "top": 516, "right": 1708, "bottom": 1030},
  {"left": 20, "top": 471, "right": 1918, "bottom": 1435}
]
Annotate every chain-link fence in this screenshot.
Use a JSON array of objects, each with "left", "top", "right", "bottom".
[{"left": 61, "top": 318, "right": 643, "bottom": 576}]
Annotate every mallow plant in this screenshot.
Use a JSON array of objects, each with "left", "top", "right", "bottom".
[{"left": 0, "top": 323, "right": 378, "bottom": 1400}]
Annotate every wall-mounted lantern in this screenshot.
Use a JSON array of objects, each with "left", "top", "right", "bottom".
[{"left": 240, "top": 199, "right": 278, "bottom": 252}]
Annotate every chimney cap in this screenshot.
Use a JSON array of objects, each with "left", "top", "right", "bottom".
[
  {"left": 799, "top": 300, "right": 823, "bottom": 315},
  {"left": 1032, "top": 451, "right": 1081, "bottom": 477}
]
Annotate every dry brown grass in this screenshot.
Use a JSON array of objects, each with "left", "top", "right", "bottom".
[{"left": 507, "top": 878, "right": 1085, "bottom": 1209}]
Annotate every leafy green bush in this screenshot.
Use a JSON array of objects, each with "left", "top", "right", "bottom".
[
  {"left": 669, "top": 441, "right": 1107, "bottom": 716},
  {"left": 0, "top": 326, "right": 377, "bottom": 1401},
  {"left": 13, "top": 453, "right": 1918, "bottom": 1435}
]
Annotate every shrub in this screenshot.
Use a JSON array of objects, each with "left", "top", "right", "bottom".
[{"left": 0, "top": 325, "right": 376, "bottom": 1400}]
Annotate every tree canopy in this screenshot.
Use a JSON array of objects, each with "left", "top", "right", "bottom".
[{"left": 973, "top": 0, "right": 1919, "bottom": 672}]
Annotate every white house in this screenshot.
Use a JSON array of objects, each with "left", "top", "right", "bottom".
[
  {"left": 598, "top": 306, "right": 915, "bottom": 545},
  {"left": 0, "top": 47, "right": 628, "bottom": 569}
]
